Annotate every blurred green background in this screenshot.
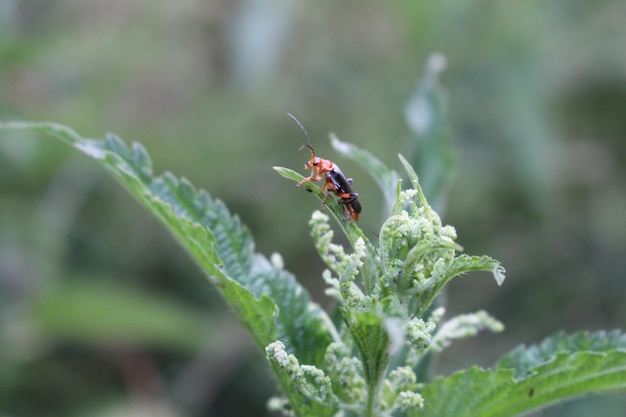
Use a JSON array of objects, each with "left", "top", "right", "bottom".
[{"left": 1, "top": 0, "right": 625, "bottom": 416}]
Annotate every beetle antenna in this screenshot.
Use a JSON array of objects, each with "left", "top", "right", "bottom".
[{"left": 287, "top": 112, "right": 314, "bottom": 153}]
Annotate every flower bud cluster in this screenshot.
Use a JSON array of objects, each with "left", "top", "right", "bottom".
[
  {"left": 379, "top": 205, "right": 461, "bottom": 299},
  {"left": 380, "top": 366, "right": 424, "bottom": 413},
  {"left": 310, "top": 212, "right": 369, "bottom": 310},
  {"left": 265, "top": 341, "right": 337, "bottom": 407},
  {"left": 271, "top": 154, "right": 506, "bottom": 416}
]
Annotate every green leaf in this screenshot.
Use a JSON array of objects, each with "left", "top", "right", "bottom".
[
  {"left": 496, "top": 330, "right": 626, "bottom": 379},
  {"left": 414, "top": 254, "right": 505, "bottom": 317},
  {"left": 403, "top": 53, "right": 453, "bottom": 208},
  {"left": 1, "top": 122, "right": 338, "bottom": 414},
  {"left": 416, "top": 331, "right": 626, "bottom": 417},
  {"left": 347, "top": 310, "right": 391, "bottom": 416}
]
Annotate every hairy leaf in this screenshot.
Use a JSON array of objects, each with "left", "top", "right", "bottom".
[
  {"left": 414, "top": 254, "right": 505, "bottom": 317},
  {"left": 0, "top": 122, "right": 337, "bottom": 414},
  {"left": 416, "top": 331, "right": 626, "bottom": 417},
  {"left": 403, "top": 53, "right": 453, "bottom": 208}
]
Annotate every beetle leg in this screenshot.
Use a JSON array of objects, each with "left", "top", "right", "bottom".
[
  {"left": 320, "top": 183, "right": 331, "bottom": 209},
  {"left": 340, "top": 202, "right": 355, "bottom": 222},
  {"left": 296, "top": 176, "right": 314, "bottom": 187},
  {"left": 296, "top": 169, "right": 323, "bottom": 187},
  {"left": 340, "top": 201, "right": 359, "bottom": 222}
]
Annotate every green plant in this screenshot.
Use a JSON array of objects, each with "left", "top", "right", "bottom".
[{"left": 2, "top": 65, "right": 625, "bottom": 417}]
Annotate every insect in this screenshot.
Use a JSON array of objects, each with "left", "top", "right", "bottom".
[{"left": 287, "top": 113, "right": 362, "bottom": 222}]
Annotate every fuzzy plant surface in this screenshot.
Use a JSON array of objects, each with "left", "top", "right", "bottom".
[{"left": 1, "top": 119, "right": 626, "bottom": 417}]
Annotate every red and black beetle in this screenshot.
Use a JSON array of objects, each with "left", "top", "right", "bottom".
[{"left": 288, "top": 113, "right": 362, "bottom": 222}]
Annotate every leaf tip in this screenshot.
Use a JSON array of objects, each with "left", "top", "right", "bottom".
[{"left": 493, "top": 263, "right": 506, "bottom": 286}]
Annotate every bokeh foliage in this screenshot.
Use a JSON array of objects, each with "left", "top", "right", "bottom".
[{"left": 1, "top": 0, "right": 625, "bottom": 416}]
